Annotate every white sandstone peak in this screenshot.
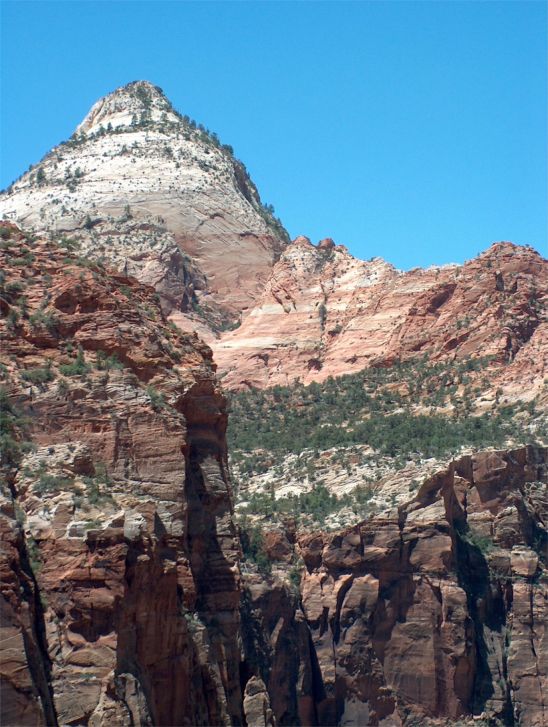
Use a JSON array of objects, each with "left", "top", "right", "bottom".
[
  {"left": 76, "top": 80, "right": 180, "bottom": 136},
  {"left": 0, "top": 81, "right": 288, "bottom": 329}
]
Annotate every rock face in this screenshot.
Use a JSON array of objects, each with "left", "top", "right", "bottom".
[
  {"left": 243, "top": 446, "right": 548, "bottom": 727},
  {"left": 0, "top": 224, "right": 243, "bottom": 725},
  {"left": 0, "top": 81, "right": 287, "bottom": 330},
  {"left": 2, "top": 83, "right": 545, "bottom": 398},
  {"left": 1, "top": 222, "right": 547, "bottom": 725},
  {"left": 213, "top": 236, "right": 547, "bottom": 401}
]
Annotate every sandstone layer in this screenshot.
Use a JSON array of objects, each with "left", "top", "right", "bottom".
[
  {"left": 242, "top": 446, "right": 548, "bottom": 727},
  {"left": 213, "top": 236, "right": 547, "bottom": 402},
  {"left": 0, "top": 223, "right": 244, "bottom": 725},
  {"left": 1, "top": 222, "right": 547, "bottom": 725},
  {"left": 0, "top": 81, "right": 287, "bottom": 329},
  {"left": 2, "top": 83, "right": 545, "bottom": 405}
]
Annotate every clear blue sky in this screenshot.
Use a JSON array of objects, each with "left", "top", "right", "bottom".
[{"left": 1, "top": 1, "right": 546, "bottom": 269}]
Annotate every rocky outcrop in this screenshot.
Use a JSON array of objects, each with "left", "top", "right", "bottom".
[
  {"left": 213, "top": 236, "right": 547, "bottom": 403},
  {"left": 1, "top": 224, "right": 546, "bottom": 726},
  {"left": 0, "top": 81, "right": 287, "bottom": 330},
  {"left": 241, "top": 446, "right": 547, "bottom": 726},
  {"left": 0, "top": 223, "right": 242, "bottom": 725},
  {"left": 243, "top": 676, "right": 276, "bottom": 727}
]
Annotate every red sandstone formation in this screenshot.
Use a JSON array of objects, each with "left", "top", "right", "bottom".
[
  {"left": 243, "top": 446, "right": 547, "bottom": 727},
  {"left": 213, "top": 236, "right": 547, "bottom": 402},
  {"left": 0, "top": 224, "right": 243, "bottom": 725},
  {"left": 1, "top": 226, "right": 546, "bottom": 726}
]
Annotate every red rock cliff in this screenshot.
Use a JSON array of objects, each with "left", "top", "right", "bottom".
[
  {"left": 1, "top": 223, "right": 546, "bottom": 726},
  {"left": 213, "top": 237, "right": 547, "bottom": 403},
  {"left": 241, "top": 446, "right": 547, "bottom": 727},
  {"left": 0, "top": 223, "right": 242, "bottom": 725}
]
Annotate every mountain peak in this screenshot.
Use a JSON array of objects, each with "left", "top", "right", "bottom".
[{"left": 76, "top": 80, "right": 179, "bottom": 136}]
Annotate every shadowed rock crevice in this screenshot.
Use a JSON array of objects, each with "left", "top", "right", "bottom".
[{"left": 17, "top": 530, "right": 59, "bottom": 726}]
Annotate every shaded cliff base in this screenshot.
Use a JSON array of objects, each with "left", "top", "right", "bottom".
[{"left": 240, "top": 445, "right": 547, "bottom": 727}]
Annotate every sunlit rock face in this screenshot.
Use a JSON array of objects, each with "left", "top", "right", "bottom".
[
  {"left": 0, "top": 81, "right": 288, "bottom": 332},
  {"left": 213, "top": 236, "right": 547, "bottom": 405},
  {"left": 241, "top": 445, "right": 547, "bottom": 727},
  {"left": 1, "top": 71, "right": 546, "bottom": 726}
]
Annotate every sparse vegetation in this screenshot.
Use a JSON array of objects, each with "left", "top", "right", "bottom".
[
  {"left": 240, "top": 524, "right": 272, "bottom": 573},
  {"left": 34, "top": 472, "right": 74, "bottom": 494},
  {"left": 20, "top": 364, "right": 55, "bottom": 385},
  {"left": 147, "top": 386, "right": 166, "bottom": 411},
  {"left": 95, "top": 351, "right": 124, "bottom": 371},
  {"left": 59, "top": 347, "right": 91, "bottom": 377},
  {"left": 82, "top": 464, "right": 113, "bottom": 505},
  {"left": 0, "top": 386, "right": 33, "bottom": 470},
  {"left": 28, "top": 309, "right": 59, "bottom": 334}
]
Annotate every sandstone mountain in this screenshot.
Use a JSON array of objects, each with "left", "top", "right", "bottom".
[
  {"left": 1, "top": 223, "right": 546, "bottom": 726},
  {"left": 213, "top": 235, "right": 547, "bottom": 404},
  {"left": 2, "top": 82, "right": 545, "bottom": 405},
  {"left": 0, "top": 223, "right": 243, "bottom": 725},
  {"left": 1, "top": 80, "right": 548, "bottom": 727},
  {"left": 0, "top": 81, "right": 288, "bottom": 332}
]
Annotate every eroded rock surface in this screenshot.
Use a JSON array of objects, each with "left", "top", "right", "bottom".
[
  {"left": 0, "top": 81, "right": 287, "bottom": 331},
  {"left": 0, "top": 224, "right": 241, "bottom": 725},
  {"left": 241, "top": 446, "right": 547, "bottom": 726},
  {"left": 214, "top": 236, "right": 547, "bottom": 403},
  {"left": 1, "top": 222, "right": 546, "bottom": 727}
]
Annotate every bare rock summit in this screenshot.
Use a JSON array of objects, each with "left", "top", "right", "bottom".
[{"left": 0, "top": 80, "right": 288, "bottom": 332}]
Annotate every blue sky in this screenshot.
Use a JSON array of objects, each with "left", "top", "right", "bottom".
[{"left": 1, "top": 1, "right": 546, "bottom": 269}]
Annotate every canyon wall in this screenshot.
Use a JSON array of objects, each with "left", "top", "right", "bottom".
[
  {"left": 213, "top": 236, "right": 547, "bottom": 402},
  {"left": 1, "top": 208, "right": 546, "bottom": 723},
  {"left": 0, "top": 224, "right": 243, "bottom": 725},
  {"left": 243, "top": 446, "right": 547, "bottom": 727}
]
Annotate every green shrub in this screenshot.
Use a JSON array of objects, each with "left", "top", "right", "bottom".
[
  {"left": 11, "top": 253, "right": 35, "bottom": 266},
  {"left": 0, "top": 387, "right": 32, "bottom": 468},
  {"left": 2, "top": 280, "right": 25, "bottom": 302},
  {"left": 57, "top": 236, "right": 80, "bottom": 251},
  {"left": 34, "top": 472, "right": 74, "bottom": 494},
  {"left": 318, "top": 303, "right": 327, "bottom": 328},
  {"left": 56, "top": 378, "right": 69, "bottom": 396},
  {"left": 240, "top": 525, "right": 271, "bottom": 573},
  {"left": 288, "top": 564, "right": 302, "bottom": 592},
  {"left": 20, "top": 366, "right": 55, "bottom": 385},
  {"left": 5, "top": 309, "right": 20, "bottom": 330},
  {"left": 462, "top": 530, "right": 493, "bottom": 555},
  {"left": 82, "top": 463, "right": 112, "bottom": 504},
  {"left": 95, "top": 351, "right": 124, "bottom": 371},
  {"left": 59, "top": 348, "right": 90, "bottom": 377},
  {"left": 147, "top": 386, "right": 166, "bottom": 411},
  {"left": 119, "top": 285, "right": 133, "bottom": 299},
  {"left": 26, "top": 535, "right": 42, "bottom": 573},
  {"left": 28, "top": 310, "right": 59, "bottom": 334}
]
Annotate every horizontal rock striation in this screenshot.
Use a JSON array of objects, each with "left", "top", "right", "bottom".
[
  {"left": 0, "top": 81, "right": 287, "bottom": 330},
  {"left": 213, "top": 236, "right": 547, "bottom": 403},
  {"left": 1, "top": 223, "right": 547, "bottom": 726}
]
